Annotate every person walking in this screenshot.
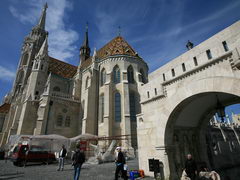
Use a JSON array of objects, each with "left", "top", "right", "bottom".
[
  {"left": 58, "top": 145, "right": 67, "bottom": 171},
  {"left": 184, "top": 154, "right": 197, "bottom": 180},
  {"left": 115, "top": 147, "right": 127, "bottom": 180},
  {"left": 72, "top": 144, "right": 85, "bottom": 180}
]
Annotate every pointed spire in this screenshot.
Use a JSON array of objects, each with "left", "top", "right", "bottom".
[
  {"left": 80, "top": 22, "right": 91, "bottom": 62},
  {"left": 82, "top": 22, "right": 89, "bottom": 47},
  {"left": 38, "top": 3, "right": 48, "bottom": 30},
  {"left": 36, "top": 35, "right": 48, "bottom": 57}
]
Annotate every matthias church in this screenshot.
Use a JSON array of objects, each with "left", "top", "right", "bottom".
[{"left": 0, "top": 3, "right": 148, "bottom": 150}]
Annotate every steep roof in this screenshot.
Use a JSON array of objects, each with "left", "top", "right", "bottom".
[
  {"left": 0, "top": 103, "right": 11, "bottom": 114},
  {"left": 48, "top": 57, "right": 77, "bottom": 78},
  {"left": 97, "top": 36, "right": 138, "bottom": 59}
]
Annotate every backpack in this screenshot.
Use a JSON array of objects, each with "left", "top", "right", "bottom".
[{"left": 73, "top": 150, "right": 85, "bottom": 165}]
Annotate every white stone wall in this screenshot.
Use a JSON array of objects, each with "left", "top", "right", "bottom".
[{"left": 137, "top": 20, "right": 240, "bottom": 179}]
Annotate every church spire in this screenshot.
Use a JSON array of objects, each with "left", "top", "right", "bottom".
[
  {"left": 82, "top": 22, "right": 89, "bottom": 48},
  {"left": 38, "top": 3, "right": 48, "bottom": 30},
  {"left": 80, "top": 23, "right": 91, "bottom": 62}
]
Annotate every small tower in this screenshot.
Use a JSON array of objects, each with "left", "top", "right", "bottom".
[{"left": 80, "top": 23, "right": 91, "bottom": 63}]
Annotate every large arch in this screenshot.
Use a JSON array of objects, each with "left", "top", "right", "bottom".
[{"left": 162, "top": 77, "right": 240, "bottom": 179}]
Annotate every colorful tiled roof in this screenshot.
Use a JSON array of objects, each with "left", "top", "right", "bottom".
[
  {"left": 0, "top": 103, "right": 11, "bottom": 113},
  {"left": 97, "top": 36, "right": 138, "bottom": 59},
  {"left": 48, "top": 57, "right": 77, "bottom": 78}
]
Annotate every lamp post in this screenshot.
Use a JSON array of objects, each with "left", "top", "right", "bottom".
[{"left": 216, "top": 95, "right": 225, "bottom": 122}]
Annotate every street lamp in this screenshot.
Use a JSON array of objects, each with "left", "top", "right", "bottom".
[{"left": 216, "top": 95, "right": 225, "bottom": 122}]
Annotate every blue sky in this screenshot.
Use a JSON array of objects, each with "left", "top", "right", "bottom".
[{"left": 0, "top": 0, "right": 240, "bottom": 115}]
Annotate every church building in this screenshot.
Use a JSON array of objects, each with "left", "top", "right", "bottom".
[{"left": 0, "top": 3, "right": 148, "bottom": 150}]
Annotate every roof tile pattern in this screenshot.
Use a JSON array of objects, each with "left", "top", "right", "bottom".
[
  {"left": 48, "top": 57, "right": 77, "bottom": 78},
  {"left": 0, "top": 103, "right": 11, "bottom": 113},
  {"left": 97, "top": 36, "right": 138, "bottom": 59}
]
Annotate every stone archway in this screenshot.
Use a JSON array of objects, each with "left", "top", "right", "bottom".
[{"left": 164, "top": 92, "right": 240, "bottom": 179}]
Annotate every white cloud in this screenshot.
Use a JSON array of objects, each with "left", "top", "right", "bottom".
[
  {"left": 9, "top": 0, "right": 78, "bottom": 62},
  {"left": 0, "top": 66, "right": 15, "bottom": 81}
]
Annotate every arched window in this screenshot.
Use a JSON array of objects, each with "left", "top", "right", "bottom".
[
  {"left": 114, "top": 92, "right": 121, "bottom": 122},
  {"left": 85, "top": 76, "right": 89, "bottom": 89},
  {"left": 139, "top": 69, "right": 146, "bottom": 83},
  {"left": 113, "top": 66, "right": 120, "bottom": 84},
  {"left": 17, "top": 71, "right": 24, "bottom": 83},
  {"left": 53, "top": 86, "right": 60, "bottom": 92},
  {"left": 65, "top": 116, "right": 71, "bottom": 127},
  {"left": 100, "top": 68, "right": 106, "bottom": 86},
  {"left": 129, "top": 93, "right": 136, "bottom": 121},
  {"left": 98, "top": 94, "right": 104, "bottom": 123},
  {"left": 56, "top": 114, "right": 63, "bottom": 127},
  {"left": 127, "top": 66, "right": 134, "bottom": 83},
  {"left": 22, "top": 54, "right": 29, "bottom": 65}
]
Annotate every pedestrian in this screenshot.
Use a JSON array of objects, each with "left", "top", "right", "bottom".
[
  {"left": 114, "top": 147, "right": 127, "bottom": 180},
  {"left": 72, "top": 144, "right": 85, "bottom": 180},
  {"left": 184, "top": 154, "right": 197, "bottom": 180},
  {"left": 57, "top": 145, "right": 67, "bottom": 171}
]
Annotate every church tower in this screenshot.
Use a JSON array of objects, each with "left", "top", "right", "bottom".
[
  {"left": 2, "top": 3, "right": 49, "bottom": 140},
  {"left": 12, "top": 3, "right": 48, "bottom": 98}
]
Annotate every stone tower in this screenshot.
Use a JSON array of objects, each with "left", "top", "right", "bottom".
[{"left": 1, "top": 3, "right": 49, "bottom": 141}]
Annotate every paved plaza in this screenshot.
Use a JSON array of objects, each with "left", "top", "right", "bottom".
[{"left": 0, "top": 159, "right": 154, "bottom": 180}]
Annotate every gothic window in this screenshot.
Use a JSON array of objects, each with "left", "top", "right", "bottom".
[
  {"left": 41, "top": 64, "right": 44, "bottom": 70},
  {"left": 113, "top": 66, "right": 120, "bottom": 84},
  {"left": 22, "top": 54, "right": 29, "bottom": 65},
  {"left": 114, "top": 92, "right": 121, "bottom": 122},
  {"left": 53, "top": 86, "right": 60, "bottom": 92},
  {"left": 85, "top": 76, "right": 89, "bottom": 89},
  {"left": 129, "top": 93, "right": 136, "bottom": 122},
  {"left": 56, "top": 114, "right": 63, "bottom": 127},
  {"left": 127, "top": 66, "right": 134, "bottom": 83},
  {"left": 98, "top": 94, "right": 104, "bottom": 123},
  {"left": 65, "top": 116, "right": 71, "bottom": 127},
  {"left": 17, "top": 71, "right": 24, "bottom": 83},
  {"left": 139, "top": 69, "right": 146, "bottom": 83},
  {"left": 100, "top": 68, "right": 106, "bottom": 86}
]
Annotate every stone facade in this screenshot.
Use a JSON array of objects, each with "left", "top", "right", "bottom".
[
  {"left": 137, "top": 20, "right": 240, "bottom": 179},
  {"left": 0, "top": 4, "right": 148, "bottom": 151}
]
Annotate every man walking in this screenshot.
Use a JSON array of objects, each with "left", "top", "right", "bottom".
[
  {"left": 72, "top": 144, "right": 85, "bottom": 180},
  {"left": 58, "top": 145, "right": 67, "bottom": 171},
  {"left": 184, "top": 154, "right": 197, "bottom": 180},
  {"left": 115, "top": 147, "right": 127, "bottom": 180}
]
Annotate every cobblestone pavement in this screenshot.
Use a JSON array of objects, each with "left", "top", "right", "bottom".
[{"left": 0, "top": 159, "right": 154, "bottom": 180}]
